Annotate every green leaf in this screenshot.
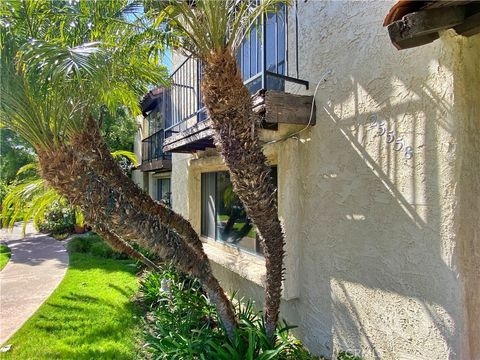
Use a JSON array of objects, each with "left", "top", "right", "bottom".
[{"left": 111, "top": 150, "right": 138, "bottom": 166}]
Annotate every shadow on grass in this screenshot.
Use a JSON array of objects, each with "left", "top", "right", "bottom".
[
  {"left": 2, "top": 252, "right": 141, "bottom": 360},
  {"left": 108, "top": 283, "right": 135, "bottom": 298}
]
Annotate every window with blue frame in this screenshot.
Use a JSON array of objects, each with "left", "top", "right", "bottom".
[{"left": 238, "top": 3, "right": 286, "bottom": 93}]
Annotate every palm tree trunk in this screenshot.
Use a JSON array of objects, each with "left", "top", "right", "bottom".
[
  {"left": 71, "top": 117, "right": 205, "bottom": 255},
  {"left": 37, "top": 145, "right": 237, "bottom": 337},
  {"left": 201, "top": 50, "right": 285, "bottom": 338},
  {"left": 94, "top": 225, "right": 161, "bottom": 271}
]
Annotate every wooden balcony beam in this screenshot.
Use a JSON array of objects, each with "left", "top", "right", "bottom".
[
  {"left": 139, "top": 159, "right": 172, "bottom": 172},
  {"left": 162, "top": 90, "right": 315, "bottom": 153}
]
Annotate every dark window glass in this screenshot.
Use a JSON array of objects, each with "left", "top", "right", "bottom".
[
  {"left": 201, "top": 172, "right": 216, "bottom": 239},
  {"left": 147, "top": 97, "right": 165, "bottom": 136},
  {"left": 265, "top": 11, "right": 276, "bottom": 73},
  {"left": 250, "top": 26, "right": 257, "bottom": 77},
  {"left": 156, "top": 178, "right": 171, "bottom": 207},
  {"left": 164, "top": 89, "right": 172, "bottom": 129},
  {"left": 277, "top": 4, "right": 286, "bottom": 75},
  {"left": 237, "top": 5, "right": 285, "bottom": 92},
  {"left": 201, "top": 168, "right": 277, "bottom": 256}
]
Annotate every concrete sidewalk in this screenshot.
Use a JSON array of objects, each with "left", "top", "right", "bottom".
[{"left": 0, "top": 224, "right": 69, "bottom": 344}]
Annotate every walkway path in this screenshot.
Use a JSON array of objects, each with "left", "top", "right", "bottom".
[{"left": 0, "top": 223, "right": 69, "bottom": 344}]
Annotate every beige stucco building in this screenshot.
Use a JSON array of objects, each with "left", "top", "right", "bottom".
[{"left": 133, "top": 1, "right": 480, "bottom": 359}]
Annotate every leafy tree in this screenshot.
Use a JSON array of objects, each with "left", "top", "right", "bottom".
[
  {"left": 99, "top": 106, "right": 139, "bottom": 152},
  {"left": 0, "top": 0, "right": 236, "bottom": 334},
  {"left": 147, "top": 0, "right": 288, "bottom": 337},
  {"left": 0, "top": 128, "right": 35, "bottom": 183}
]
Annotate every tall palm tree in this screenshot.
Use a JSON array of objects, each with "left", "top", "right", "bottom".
[
  {"left": 147, "top": 0, "right": 288, "bottom": 337},
  {"left": 0, "top": 0, "right": 236, "bottom": 335}
]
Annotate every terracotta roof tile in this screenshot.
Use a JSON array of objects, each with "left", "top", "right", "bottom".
[{"left": 383, "top": 1, "right": 425, "bottom": 26}]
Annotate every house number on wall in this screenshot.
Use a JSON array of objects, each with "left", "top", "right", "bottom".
[{"left": 366, "top": 114, "right": 414, "bottom": 159}]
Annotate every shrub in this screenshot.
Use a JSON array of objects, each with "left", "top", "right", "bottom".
[
  {"left": 0, "top": 181, "right": 7, "bottom": 228},
  {"left": 52, "top": 232, "right": 70, "bottom": 241},
  {"left": 141, "top": 266, "right": 316, "bottom": 360},
  {"left": 36, "top": 200, "right": 74, "bottom": 235},
  {"left": 338, "top": 352, "right": 362, "bottom": 360},
  {"left": 67, "top": 233, "right": 128, "bottom": 260}
]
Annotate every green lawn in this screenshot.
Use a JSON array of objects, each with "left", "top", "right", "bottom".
[
  {"left": 0, "top": 244, "right": 11, "bottom": 271},
  {"left": 1, "top": 250, "right": 141, "bottom": 359}
]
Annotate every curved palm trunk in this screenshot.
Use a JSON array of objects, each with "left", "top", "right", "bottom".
[
  {"left": 94, "top": 225, "right": 161, "bottom": 271},
  {"left": 37, "top": 146, "right": 236, "bottom": 337},
  {"left": 202, "top": 51, "right": 285, "bottom": 337},
  {"left": 71, "top": 118, "right": 205, "bottom": 255}
]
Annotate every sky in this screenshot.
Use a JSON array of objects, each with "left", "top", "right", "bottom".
[{"left": 124, "top": 3, "right": 173, "bottom": 74}]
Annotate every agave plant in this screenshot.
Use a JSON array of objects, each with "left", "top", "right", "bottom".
[
  {"left": 1, "top": 0, "right": 236, "bottom": 333},
  {"left": 147, "top": 0, "right": 289, "bottom": 337}
]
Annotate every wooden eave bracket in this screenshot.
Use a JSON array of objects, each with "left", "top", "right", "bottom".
[
  {"left": 386, "top": 5, "right": 480, "bottom": 50},
  {"left": 454, "top": 11, "right": 480, "bottom": 37},
  {"left": 387, "top": 6, "right": 465, "bottom": 50}
]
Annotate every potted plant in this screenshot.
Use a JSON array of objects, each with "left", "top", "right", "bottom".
[{"left": 74, "top": 207, "right": 86, "bottom": 234}]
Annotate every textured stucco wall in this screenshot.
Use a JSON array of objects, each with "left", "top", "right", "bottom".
[
  {"left": 453, "top": 34, "right": 480, "bottom": 360},
  {"left": 268, "top": 1, "right": 465, "bottom": 358},
  {"left": 155, "top": 1, "right": 479, "bottom": 358},
  {"left": 131, "top": 115, "right": 145, "bottom": 189}
]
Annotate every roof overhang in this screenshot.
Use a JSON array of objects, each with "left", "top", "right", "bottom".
[
  {"left": 139, "top": 87, "right": 164, "bottom": 116},
  {"left": 384, "top": 1, "right": 480, "bottom": 50}
]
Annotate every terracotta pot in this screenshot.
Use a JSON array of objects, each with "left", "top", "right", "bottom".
[{"left": 74, "top": 224, "right": 86, "bottom": 234}]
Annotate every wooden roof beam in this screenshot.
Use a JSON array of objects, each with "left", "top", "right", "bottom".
[
  {"left": 454, "top": 3, "right": 480, "bottom": 37},
  {"left": 387, "top": 6, "right": 466, "bottom": 50}
]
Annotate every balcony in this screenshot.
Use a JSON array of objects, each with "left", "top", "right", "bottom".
[
  {"left": 140, "top": 129, "right": 172, "bottom": 172},
  {"left": 159, "top": 4, "right": 315, "bottom": 153}
]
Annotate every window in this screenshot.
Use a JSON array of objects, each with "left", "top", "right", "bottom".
[
  {"left": 156, "top": 178, "right": 171, "bottom": 207},
  {"left": 143, "top": 173, "right": 149, "bottom": 193},
  {"left": 238, "top": 3, "right": 286, "bottom": 93},
  {"left": 148, "top": 106, "right": 163, "bottom": 136},
  {"left": 201, "top": 168, "right": 277, "bottom": 256}
]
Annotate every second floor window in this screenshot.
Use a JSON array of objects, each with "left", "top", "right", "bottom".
[
  {"left": 238, "top": 3, "right": 286, "bottom": 93},
  {"left": 147, "top": 105, "right": 164, "bottom": 137}
]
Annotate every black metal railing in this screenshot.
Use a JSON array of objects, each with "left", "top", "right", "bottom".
[
  {"left": 162, "top": 3, "right": 308, "bottom": 140},
  {"left": 141, "top": 129, "right": 171, "bottom": 164},
  {"left": 163, "top": 56, "right": 206, "bottom": 137}
]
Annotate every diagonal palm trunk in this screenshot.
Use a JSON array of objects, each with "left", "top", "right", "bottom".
[
  {"left": 37, "top": 144, "right": 237, "bottom": 337},
  {"left": 201, "top": 50, "right": 285, "bottom": 337},
  {"left": 72, "top": 117, "right": 205, "bottom": 255}
]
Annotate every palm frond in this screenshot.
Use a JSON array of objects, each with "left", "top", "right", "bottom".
[
  {"left": 111, "top": 150, "right": 139, "bottom": 167},
  {"left": 150, "top": 0, "right": 290, "bottom": 59},
  {"left": 1, "top": 177, "right": 53, "bottom": 230},
  {"left": 16, "top": 162, "right": 39, "bottom": 177},
  {"left": 20, "top": 40, "right": 104, "bottom": 82},
  {"left": 0, "top": 0, "right": 169, "bottom": 150}
]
